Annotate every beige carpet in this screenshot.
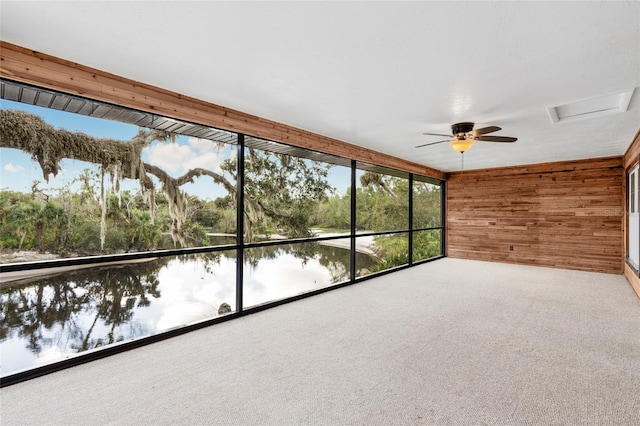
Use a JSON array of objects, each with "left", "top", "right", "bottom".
[{"left": 2, "top": 258, "right": 639, "bottom": 425}]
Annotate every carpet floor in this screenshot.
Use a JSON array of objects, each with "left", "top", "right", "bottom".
[{"left": 1, "top": 258, "right": 639, "bottom": 425}]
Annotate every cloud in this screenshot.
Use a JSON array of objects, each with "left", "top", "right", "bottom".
[
  {"left": 188, "top": 137, "right": 218, "bottom": 154},
  {"left": 144, "top": 138, "right": 223, "bottom": 174},
  {"left": 4, "top": 163, "right": 25, "bottom": 173}
]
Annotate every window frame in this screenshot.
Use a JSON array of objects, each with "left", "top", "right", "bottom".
[
  {"left": 0, "top": 79, "right": 445, "bottom": 385},
  {"left": 627, "top": 164, "right": 639, "bottom": 272}
]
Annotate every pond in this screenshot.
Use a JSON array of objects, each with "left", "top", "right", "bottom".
[{"left": 0, "top": 241, "right": 376, "bottom": 377}]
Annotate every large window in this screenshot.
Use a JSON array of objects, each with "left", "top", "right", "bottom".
[
  {"left": 0, "top": 80, "right": 444, "bottom": 380},
  {"left": 241, "top": 137, "right": 353, "bottom": 307},
  {"left": 355, "top": 164, "right": 410, "bottom": 275},
  {"left": 242, "top": 137, "right": 351, "bottom": 243},
  {"left": 356, "top": 165, "right": 409, "bottom": 232},
  {"left": 412, "top": 176, "right": 444, "bottom": 262},
  {"left": 0, "top": 251, "right": 237, "bottom": 375},
  {"left": 0, "top": 97, "right": 237, "bottom": 257}
]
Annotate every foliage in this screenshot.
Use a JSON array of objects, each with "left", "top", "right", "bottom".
[
  {"left": 315, "top": 174, "right": 442, "bottom": 272},
  {"left": 315, "top": 172, "right": 413, "bottom": 232},
  {"left": 412, "top": 230, "right": 442, "bottom": 261},
  {"left": 413, "top": 180, "right": 442, "bottom": 228},
  {"left": 370, "top": 234, "right": 409, "bottom": 272},
  {"left": 311, "top": 188, "right": 351, "bottom": 231},
  {"left": 0, "top": 109, "right": 147, "bottom": 181},
  {"left": 0, "top": 108, "right": 443, "bottom": 270},
  {"left": 0, "top": 192, "right": 67, "bottom": 253},
  {"left": 0, "top": 109, "right": 227, "bottom": 249},
  {"left": 369, "top": 230, "right": 441, "bottom": 273},
  {"left": 0, "top": 110, "right": 334, "bottom": 253},
  {"left": 220, "top": 148, "right": 333, "bottom": 241}
]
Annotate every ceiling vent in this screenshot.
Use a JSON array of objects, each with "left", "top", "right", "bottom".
[{"left": 547, "top": 88, "right": 635, "bottom": 124}]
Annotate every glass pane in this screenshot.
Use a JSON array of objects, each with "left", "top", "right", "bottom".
[
  {"left": 312, "top": 168, "right": 352, "bottom": 238},
  {"left": 0, "top": 251, "right": 236, "bottom": 377},
  {"left": 356, "top": 165, "right": 409, "bottom": 232},
  {"left": 629, "top": 167, "right": 639, "bottom": 267},
  {"left": 412, "top": 229, "right": 442, "bottom": 262},
  {"left": 243, "top": 240, "right": 370, "bottom": 307},
  {"left": 243, "top": 137, "right": 350, "bottom": 243},
  {"left": 356, "top": 232, "right": 408, "bottom": 277},
  {"left": 0, "top": 101, "right": 237, "bottom": 263},
  {"left": 413, "top": 178, "right": 442, "bottom": 228},
  {"left": 630, "top": 170, "right": 636, "bottom": 213}
]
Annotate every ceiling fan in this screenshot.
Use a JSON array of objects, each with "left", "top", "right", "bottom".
[{"left": 416, "top": 122, "right": 517, "bottom": 154}]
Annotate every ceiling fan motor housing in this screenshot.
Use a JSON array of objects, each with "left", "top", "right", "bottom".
[{"left": 452, "top": 122, "right": 475, "bottom": 137}]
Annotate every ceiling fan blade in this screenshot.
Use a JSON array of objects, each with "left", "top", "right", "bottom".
[
  {"left": 422, "top": 132, "right": 452, "bottom": 137},
  {"left": 472, "top": 126, "right": 501, "bottom": 136},
  {"left": 476, "top": 135, "right": 517, "bottom": 143},
  {"left": 415, "top": 139, "right": 450, "bottom": 148}
]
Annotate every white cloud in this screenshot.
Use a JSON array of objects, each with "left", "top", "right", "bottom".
[
  {"left": 145, "top": 143, "right": 193, "bottom": 172},
  {"left": 188, "top": 137, "right": 218, "bottom": 153},
  {"left": 4, "top": 162, "right": 25, "bottom": 173},
  {"left": 144, "top": 138, "right": 223, "bottom": 174}
]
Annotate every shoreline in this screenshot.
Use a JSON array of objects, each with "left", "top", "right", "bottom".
[
  {"left": 0, "top": 231, "right": 379, "bottom": 283},
  {"left": 0, "top": 257, "right": 159, "bottom": 285}
]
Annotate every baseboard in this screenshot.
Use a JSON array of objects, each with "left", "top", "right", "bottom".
[{"left": 624, "top": 262, "right": 640, "bottom": 300}]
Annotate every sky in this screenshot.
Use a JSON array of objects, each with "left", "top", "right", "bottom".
[{"left": 0, "top": 99, "right": 350, "bottom": 201}]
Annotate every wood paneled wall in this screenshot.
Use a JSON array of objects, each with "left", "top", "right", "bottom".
[
  {"left": 623, "top": 129, "right": 640, "bottom": 170},
  {"left": 0, "top": 41, "right": 444, "bottom": 180},
  {"left": 623, "top": 129, "right": 640, "bottom": 298},
  {"left": 446, "top": 157, "right": 624, "bottom": 274}
]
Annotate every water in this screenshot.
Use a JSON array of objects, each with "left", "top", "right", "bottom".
[{"left": 0, "top": 242, "right": 374, "bottom": 376}]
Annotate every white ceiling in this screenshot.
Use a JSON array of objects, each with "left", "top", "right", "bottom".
[{"left": 1, "top": 1, "right": 639, "bottom": 172}]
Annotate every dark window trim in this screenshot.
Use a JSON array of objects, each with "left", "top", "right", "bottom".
[{"left": 0, "top": 81, "right": 446, "bottom": 387}]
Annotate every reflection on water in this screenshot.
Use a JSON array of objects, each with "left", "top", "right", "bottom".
[
  {"left": 0, "top": 242, "right": 374, "bottom": 376},
  {"left": 244, "top": 240, "right": 374, "bottom": 307},
  {"left": 0, "top": 252, "right": 235, "bottom": 376}
]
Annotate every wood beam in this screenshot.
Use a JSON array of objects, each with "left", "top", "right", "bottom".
[{"left": 0, "top": 41, "right": 444, "bottom": 180}]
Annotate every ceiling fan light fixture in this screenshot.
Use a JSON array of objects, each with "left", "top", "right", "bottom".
[
  {"left": 418, "top": 122, "right": 516, "bottom": 152},
  {"left": 450, "top": 138, "right": 474, "bottom": 153}
]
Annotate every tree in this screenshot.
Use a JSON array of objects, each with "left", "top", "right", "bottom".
[
  {"left": 243, "top": 148, "right": 333, "bottom": 240},
  {"left": 360, "top": 172, "right": 400, "bottom": 202},
  {"left": 0, "top": 258, "right": 166, "bottom": 353},
  {"left": 0, "top": 191, "right": 30, "bottom": 248},
  {"left": 356, "top": 173, "right": 408, "bottom": 231},
  {"left": 312, "top": 189, "right": 351, "bottom": 231},
  {"left": 33, "top": 201, "right": 67, "bottom": 253},
  {"left": 1, "top": 109, "right": 334, "bottom": 249},
  {"left": 8, "top": 201, "right": 40, "bottom": 250}
]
